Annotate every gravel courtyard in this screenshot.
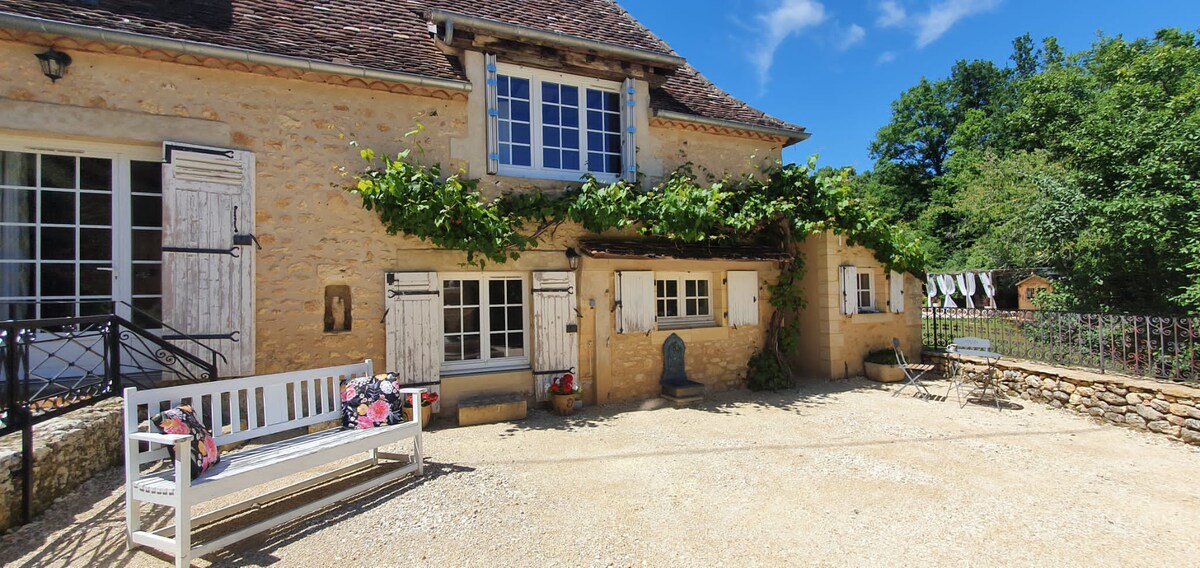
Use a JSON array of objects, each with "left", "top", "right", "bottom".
[{"left": 3, "top": 377, "right": 1200, "bottom": 567}]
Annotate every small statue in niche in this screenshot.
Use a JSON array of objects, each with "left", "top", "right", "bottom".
[{"left": 324, "top": 285, "right": 352, "bottom": 332}]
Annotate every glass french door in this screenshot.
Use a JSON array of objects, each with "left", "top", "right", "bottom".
[{"left": 0, "top": 138, "right": 163, "bottom": 327}]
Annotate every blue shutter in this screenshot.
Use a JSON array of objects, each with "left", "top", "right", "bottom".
[{"left": 485, "top": 53, "right": 500, "bottom": 175}]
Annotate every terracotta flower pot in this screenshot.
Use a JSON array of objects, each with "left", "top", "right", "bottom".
[
  {"left": 402, "top": 405, "right": 433, "bottom": 428},
  {"left": 551, "top": 393, "right": 576, "bottom": 416}
]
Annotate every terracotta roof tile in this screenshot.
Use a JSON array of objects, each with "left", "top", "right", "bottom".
[{"left": 0, "top": 0, "right": 805, "bottom": 136}]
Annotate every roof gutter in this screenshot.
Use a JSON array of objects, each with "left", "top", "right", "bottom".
[
  {"left": 428, "top": 9, "right": 686, "bottom": 69},
  {"left": 0, "top": 12, "right": 472, "bottom": 93},
  {"left": 653, "top": 110, "right": 811, "bottom": 146}
]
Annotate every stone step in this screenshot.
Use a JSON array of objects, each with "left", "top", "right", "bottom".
[
  {"left": 661, "top": 380, "right": 705, "bottom": 399},
  {"left": 458, "top": 393, "right": 527, "bottom": 426},
  {"left": 661, "top": 393, "right": 704, "bottom": 407}
]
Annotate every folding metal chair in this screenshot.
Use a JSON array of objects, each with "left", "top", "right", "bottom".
[{"left": 890, "top": 337, "right": 935, "bottom": 399}]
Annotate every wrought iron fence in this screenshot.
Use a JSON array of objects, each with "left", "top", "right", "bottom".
[
  {"left": 1, "top": 314, "right": 218, "bottom": 524},
  {"left": 923, "top": 307, "right": 1199, "bottom": 382}
]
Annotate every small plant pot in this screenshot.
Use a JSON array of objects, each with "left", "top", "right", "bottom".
[
  {"left": 551, "top": 393, "right": 576, "bottom": 416},
  {"left": 402, "top": 405, "right": 433, "bottom": 428},
  {"left": 864, "top": 361, "right": 906, "bottom": 383}
]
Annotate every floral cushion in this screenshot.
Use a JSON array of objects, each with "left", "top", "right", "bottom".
[
  {"left": 341, "top": 374, "right": 404, "bottom": 429},
  {"left": 149, "top": 405, "right": 220, "bottom": 480}
]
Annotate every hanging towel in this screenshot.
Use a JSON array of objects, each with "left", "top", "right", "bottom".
[
  {"left": 937, "top": 274, "right": 958, "bottom": 308},
  {"left": 956, "top": 273, "right": 977, "bottom": 309},
  {"left": 926, "top": 274, "right": 938, "bottom": 307},
  {"left": 978, "top": 272, "right": 996, "bottom": 309}
]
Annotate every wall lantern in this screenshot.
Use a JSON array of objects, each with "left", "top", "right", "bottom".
[
  {"left": 565, "top": 247, "right": 580, "bottom": 270},
  {"left": 35, "top": 47, "right": 71, "bottom": 83}
]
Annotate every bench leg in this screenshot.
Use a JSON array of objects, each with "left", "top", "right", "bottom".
[
  {"left": 125, "top": 495, "right": 141, "bottom": 551},
  {"left": 174, "top": 503, "right": 191, "bottom": 568},
  {"left": 370, "top": 448, "right": 379, "bottom": 466},
  {"left": 414, "top": 432, "right": 424, "bottom": 476}
]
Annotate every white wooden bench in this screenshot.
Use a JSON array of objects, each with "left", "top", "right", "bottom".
[{"left": 123, "top": 360, "right": 426, "bottom": 568}]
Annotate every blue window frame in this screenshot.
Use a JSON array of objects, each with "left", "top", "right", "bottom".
[
  {"left": 585, "top": 89, "right": 622, "bottom": 175},
  {"left": 540, "top": 82, "right": 580, "bottom": 171},
  {"left": 497, "top": 75, "right": 531, "bottom": 167}
]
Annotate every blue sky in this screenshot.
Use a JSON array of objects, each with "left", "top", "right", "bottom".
[{"left": 622, "top": 0, "right": 1200, "bottom": 171}]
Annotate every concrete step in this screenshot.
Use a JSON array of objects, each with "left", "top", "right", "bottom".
[{"left": 458, "top": 393, "right": 528, "bottom": 426}]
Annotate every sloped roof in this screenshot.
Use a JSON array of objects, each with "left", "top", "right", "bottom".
[{"left": 0, "top": 0, "right": 806, "bottom": 138}]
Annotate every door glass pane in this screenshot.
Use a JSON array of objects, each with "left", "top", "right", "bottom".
[
  {"left": 132, "top": 229, "right": 162, "bottom": 261},
  {"left": 0, "top": 227, "right": 34, "bottom": 259},
  {"left": 41, "top": 191, "right": 75, "bottom": 224},
  {"left": 131, "top": 297, "right": 162, "bottom": 327},
  {"left": 130, "top": 161, "right": 162, "bottom": 194},
  {"left": 79, "top": 192, "right": 112, "bottom": 225},
  {"left": 132, "top": 264, "right": 161, "bottom": 295},
  {"left": 41, "top": 301, "right": 73, "bottom": 319},
  {"left": 40, "top": 227, "right": 75, "bottom": 259},
  {"left": 41, "top": 155, "right": 75, "bottom": 189},
  {"left": 79, "top": 228, "right": 112, "bottom": 260},
  {"left": 0, "top": 262, "right": 33, "bottom": 297},
  {"left": 40, "top": 263, "right": 75, "bottom": 296},
  {"left": 79, "top": 264, "right": 112, "bottom": 296},
  {"left": 0, "top": 188, "right": 35, "bottom": 222},
  {"left": 1, "top": 152, "right": 36, "bottom": 187},
  {"left": 131, "top": 195, "right": 161, "bottom": 227},
  {"left": 79, "top": 158, "right": 112, "bottom": 191}
]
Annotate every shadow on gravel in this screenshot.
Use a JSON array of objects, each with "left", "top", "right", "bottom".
[
  {"left": 208, "top": 460, "right": 474, "bottom": 566},
  {"left": 0, "top": 468, "right": 171, "bottom": 568},
  {"left": 495, "top": 377, "right": 896, "bottom": 438}
]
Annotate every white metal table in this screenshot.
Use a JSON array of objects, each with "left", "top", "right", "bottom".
[{"left": 948, "top": 347, "right": 1005, "bottom": 410}]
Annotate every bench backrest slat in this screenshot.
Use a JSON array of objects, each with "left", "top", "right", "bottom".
[
  {"left": 125, "top": 360, "right": 373, "bottom": 467},
  {"left": 951, "top": 336, "right": 991, "bottom": 350}
]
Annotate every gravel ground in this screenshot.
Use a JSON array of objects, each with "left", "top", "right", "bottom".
[{"left": 3, "top": 377, "right": 1200, "bottom": 567}]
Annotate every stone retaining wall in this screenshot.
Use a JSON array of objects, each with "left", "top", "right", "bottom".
[
  {"left": 0, "top": 398, "right": 124, "bottom": 533},
  {"left": 924, "top": 352, "right": 1200, "bottom": 445}
]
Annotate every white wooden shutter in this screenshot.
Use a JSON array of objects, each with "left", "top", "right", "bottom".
[
  {"left": 161, "top": 142, "right": 255, "bottom": 377},
  {"left": 485, "top": 53, "right": 500, "bottom": 175},
  {"left": 385, "top": 272, "right": 441, "bottom": 384},
  {"left": 726, "top": 270, "right": 759, "bottom": 327},
  {"left": 532, "top": 271, "right": 578, "bottom": 402},
  {"left": 889, "top": 271, "right": 906, "bottom": 313},
  {"left": 616, "top": 270, "right": 654, "bottom": 333},
  {"left": 620, "top": 78, "right": 637, "bottom": 182},
  {"left": 839, "top": 266, "right": 858, "bottom": 316}
]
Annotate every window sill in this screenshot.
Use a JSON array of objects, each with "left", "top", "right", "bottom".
[
  {"left": 494, "top": 167, "right": 619, "bottom": 184},
  {"left": 656, "top": 320, "right": 718, "bottom": 331},
  {"left": 440, "top": 362, "right": 531, "bottom": 377}
]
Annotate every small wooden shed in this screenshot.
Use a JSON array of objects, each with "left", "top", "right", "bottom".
[{"left": 1016, "top": 274, "right": 1054, "bottom": 310}]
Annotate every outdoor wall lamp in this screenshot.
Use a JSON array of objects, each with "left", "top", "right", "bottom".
[
  {"left": 36, "top": 47, "right": 71, "bottom": 83},
  {"left": 566, "top": 247, "right": 580, "bottom": 270}
]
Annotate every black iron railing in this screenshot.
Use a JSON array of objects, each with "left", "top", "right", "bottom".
[
  {"left": 923, "top": 307, "right": 1199, "bottom": 382},
  {"left": 1, "top": 313, "right": 219, "bottom": 524}
]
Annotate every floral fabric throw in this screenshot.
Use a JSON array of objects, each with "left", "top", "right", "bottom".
[
  {"left": 149, "top": 405, "right": 220, "bottom": 480},
  {"left": 342, "top": 375, "right": 405, "bottom": 429}
]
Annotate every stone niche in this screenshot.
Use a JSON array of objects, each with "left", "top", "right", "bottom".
[{"left": 324, "top": 285, "right": 352, "bottom": 333}]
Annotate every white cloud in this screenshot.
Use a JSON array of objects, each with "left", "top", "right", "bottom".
[
  {"left": 877, "top": 51, "right": 897, "bottom": 64},
  {"left": 837, "top": 24, "right": 866, "bottom": 50},
  {"left": 914, "top": 0, "right": 1001, "bottom": 47},
  {"left": 749, "top": 0, "right": 827, "bottom": 88},
  {"left": 876, "top": 1, "right": 906, "bottom": 28}
]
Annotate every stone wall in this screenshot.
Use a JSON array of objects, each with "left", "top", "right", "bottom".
[
  {"left": 924, "top": 353, "right": 1200, "bottom": 445},
  {"left": 0, "top": 398, "right": 125, "bottom": 533}
]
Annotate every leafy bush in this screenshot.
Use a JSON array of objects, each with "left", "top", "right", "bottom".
[{"left": 746, "top": 350, "right": 791, "bottom": 391}]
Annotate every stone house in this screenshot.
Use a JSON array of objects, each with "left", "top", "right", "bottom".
[{"left": 0, "top": 0, "right": 919, "bottom": 419}]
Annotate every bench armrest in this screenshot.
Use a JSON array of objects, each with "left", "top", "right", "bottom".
[
  {"left": 397, "top": 387, "right": 428, "bottom": 395},
  {"left": 129, "top": 432, "right": 192, "bottom": 446}
]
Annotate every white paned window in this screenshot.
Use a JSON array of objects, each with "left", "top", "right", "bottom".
[
  {"left": 441, "top": 274, "right": 528, "bottom": 373},
  {"left": 655, "top": 273, "right": 713, "bottom": 328},
  {"left": 495, "top": 64, "right": 623, "bottom": 181},
  {"left": 0, "top": 143, "right": 162, "bottom": 326},
  {"left": 856, "top": 271, "right": 877, "bottom": 313}
]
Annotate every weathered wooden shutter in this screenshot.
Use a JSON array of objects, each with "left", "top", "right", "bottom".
[
  {"left": 839, "top": 266, "right": 858, "bottom": 316},
  {"left": 620, "top": 78, "right": 637, "bottom": 182},
  {"left": 616, "top": 270, "right": 654, "bottom": 333},
  {"left": 485, "top": 53, "right": 500, "bottom": 175},
  {"left": 889, "top": 271, "right": 906, "bottom": 313},
  {"left": 532, "top": 271, "right": 578, "bottom": 402},
  {"left": 161, "top": 142, "right": 255, "bottom": 377},
  {"left": 384, "top": 272, "right": 441, "bottom": 384},
  {"left": 726, "top": 270, "right": 759, "bottom": 327}
]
